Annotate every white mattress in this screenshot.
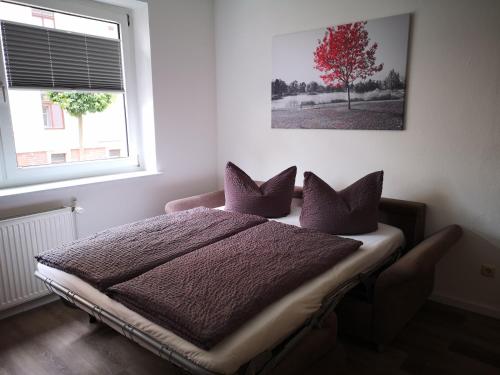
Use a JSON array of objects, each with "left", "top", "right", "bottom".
[{"left": 37, "top": 199, "right": 404, "bottom": 374}]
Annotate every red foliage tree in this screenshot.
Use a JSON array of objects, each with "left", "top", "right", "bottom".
[{"left": 314, "top": 22, "right": 383, "bottom": 109}]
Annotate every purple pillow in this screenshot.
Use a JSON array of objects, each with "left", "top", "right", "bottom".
[
  {"left": 300, "top": 171, "right": 384, "bottom": 235},
  {"left": 224, "top": 162, "right": 297, "bottom": 218}
]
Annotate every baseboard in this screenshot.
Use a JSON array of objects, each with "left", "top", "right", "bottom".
[
  {"left": 430, "top": 293, "right": 500, "bottom": 320},
  {"left": 0, "top": 294, "right": 59, "bottom": 320}
]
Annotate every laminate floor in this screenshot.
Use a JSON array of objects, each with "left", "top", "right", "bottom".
[{"left": 0, "top": 300, "right": 499, "bottom": 375}]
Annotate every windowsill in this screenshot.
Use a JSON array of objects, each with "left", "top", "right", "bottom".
[{"left": 0, "top": 170, "right": 161, "bottom": 197}]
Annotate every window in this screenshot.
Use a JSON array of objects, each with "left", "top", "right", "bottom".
[
  {"left": 42, "top": 95, "right": 65, "bottom": 129},
  {"left": 108, "top": 149, "right": 121, "bottom": 158},
  {"left": 0, "top": 0, "right": 141, "bottom": 188},
  {"left": 42, "top": 104, "right": 51, "bottom": 129},
  {"left": 31, "top": 9, "right": 55, "bottom": 28},
  {"left": 50, "top": 153, "right": 66, "bottom": 164}
]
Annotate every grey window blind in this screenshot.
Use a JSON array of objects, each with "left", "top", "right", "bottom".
[{"left": 0, "top": 21, "right": 124, "bottom": 91}]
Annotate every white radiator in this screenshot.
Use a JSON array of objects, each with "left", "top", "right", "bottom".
[{"left": 0, "top": 207, "right": 76, "bottom": 311}]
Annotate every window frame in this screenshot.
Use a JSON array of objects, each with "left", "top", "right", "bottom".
[{"left": 0, "top": 0, "right": 142, "bottom": 188}]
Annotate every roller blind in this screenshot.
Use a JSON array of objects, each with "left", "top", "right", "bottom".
[{"left": 0, "top": 21, "right": 124, "bottom": 91}]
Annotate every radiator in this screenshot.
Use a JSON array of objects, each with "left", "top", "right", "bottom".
[{"left": 0, "top": 207, "right": 76, "bottom": 311}]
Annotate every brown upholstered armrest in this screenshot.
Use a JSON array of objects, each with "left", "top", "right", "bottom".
[
  {"left": 165, "top": 190, "right": 225, "bottom": 213},
  {"left": 378, "top": 198, "right": 426, "bottom": 250},
  {"left": 376, "top": 224, "right": 463, "bottom": 290},
  {"left": 165, "top": 183, "right": 303, "bottom": 214}
]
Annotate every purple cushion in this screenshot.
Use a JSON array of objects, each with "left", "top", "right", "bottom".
[
  {"left": 300, "top": 171, "right": 384, "bottom": 235},
  {"left": 224, "top": 162, "right": 297, "bottom": 218}
]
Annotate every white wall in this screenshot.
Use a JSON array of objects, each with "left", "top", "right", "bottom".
[
  {"left": 0, "top": 0, "right": 217, "bottom": 237},
  {"left": 1, "top": 0, "right": 499, "bottom": 320},
  {"left": 215, "top": 0, "right": 500, "bottom": 317}
]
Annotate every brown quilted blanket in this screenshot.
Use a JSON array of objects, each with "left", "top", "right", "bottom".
[
  {"left": 36, "top": 208, "right": 266, "bottom": 290},
  {"left": 107, "top": 220, "right": 362, "bottom": 349}
]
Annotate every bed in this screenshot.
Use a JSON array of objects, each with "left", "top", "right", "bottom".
[{"left": 35, "top": 191, "right": 426, "bottom": 375}]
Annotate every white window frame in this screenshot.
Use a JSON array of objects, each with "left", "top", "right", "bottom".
[{"left": 0, "top": 0, "right": 143, "bottom": 188}]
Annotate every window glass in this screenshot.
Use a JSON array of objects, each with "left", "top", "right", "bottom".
[
  {"left": 42, "top": 102, "right": 52, "bottom": 129},
  {"left": 50, "top": 152, "right": 66, "bottom": 164},
  {"left": 9, "top": 90, "right": 128, "bottom": 167},
  {"left": 108, "top": 149, "right": 121, "bottom": 158},
  {"left": 31, "top": 9, "right": 55, "bottom": 28},
  {"left": 0, "top": 2, "right": 118, "bottom": 38}
]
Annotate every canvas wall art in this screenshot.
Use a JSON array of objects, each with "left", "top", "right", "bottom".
[{"left": 272, "top": 14, "right": 410, "bottom": 130}]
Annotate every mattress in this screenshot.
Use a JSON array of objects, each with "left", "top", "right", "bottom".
[{"left": 36, "top": 199, "right": 404, "bottom": 374}]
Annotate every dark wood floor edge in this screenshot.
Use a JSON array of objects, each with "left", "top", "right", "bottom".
[
  {"left": 429, "top": 294, "right": 500, "bottom": 320},
  {"left": 2, "top": 300, "right": 500, "bottom": 375}
]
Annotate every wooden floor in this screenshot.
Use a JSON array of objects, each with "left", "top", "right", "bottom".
[{"left": 0, "top": 300, "right": 499, "bottom": 375}]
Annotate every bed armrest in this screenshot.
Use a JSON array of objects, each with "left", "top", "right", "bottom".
[
  {"left": 378, "top": 198, "right": 426, "bottom": 251},
  {"left": 165, "top": 183, "right": 303, "bottom": 214},
  {"left": 165, "top": 190, "right": 225, "bottom": 213},
  {"left": 371, "top": 224, "right": 462, "bottom": 345},
  {"left": 376, "top": 224, "right": 463, "bottom": 290}
]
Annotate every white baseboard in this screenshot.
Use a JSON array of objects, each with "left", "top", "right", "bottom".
[
  {"left": 430, "top": 293, "right": 500, "bottom": 320},
  {"left": 0, "top": 294, "right": 59, "bottom": 320}
]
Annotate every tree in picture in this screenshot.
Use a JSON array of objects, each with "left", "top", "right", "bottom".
[
  {"left": 313, "top": 22, "right": 383, "bottom": 109},
  {"left": 48, "top": 92, "right": 113, "bottom": 161},
  {"left": 384, "top": 69, "right": 405, "bottom": 91}
]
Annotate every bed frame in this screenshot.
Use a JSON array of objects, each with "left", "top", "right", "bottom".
[{"left": 35, "top": 193, "right": 426, "bottom": 375}]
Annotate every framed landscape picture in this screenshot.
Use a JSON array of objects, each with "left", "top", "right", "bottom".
[{"left": 272, "top": 14, "right": 410, "bottom": 130}]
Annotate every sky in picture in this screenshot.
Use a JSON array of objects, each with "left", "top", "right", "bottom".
[{"left": 272, "top": 14, "right": 409, "bottom": 84}]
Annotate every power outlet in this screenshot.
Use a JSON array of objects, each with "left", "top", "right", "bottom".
[{"left": 480, "top": 264, "right": 496, "bottom": 278}]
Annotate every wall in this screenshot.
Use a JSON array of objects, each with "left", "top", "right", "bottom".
[
  {"left": 0, "top": 0, "right": 217, "bottom": 237},
  {"left": 215, "top": 0, "right": 500, "bottom": 317}
]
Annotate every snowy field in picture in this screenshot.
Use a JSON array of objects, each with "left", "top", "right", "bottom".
[{"left": 272, "top": 14, "right": 410, "bottom": 130}]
